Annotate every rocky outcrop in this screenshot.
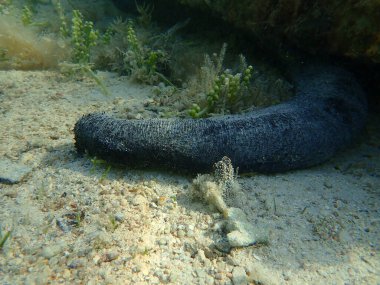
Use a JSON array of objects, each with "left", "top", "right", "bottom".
[{"left": 177, "top": 0, "right": 380, "bottom": 63}]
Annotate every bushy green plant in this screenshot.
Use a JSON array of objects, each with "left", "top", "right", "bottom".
[
  {"left": 53, "top": 0, "right": 69, "bottom": 37},
  {"left": 21, "top": 5, "right": 33, "bottom": 26},
  {"left": 71, "top": 10, "right": 99, "bottom": 64},
  {"left": 56, "top": 8, "right": 111, "bottom": 95},
  {"left": 188, "top": 45, "right": 253, "bottom": 118},
  {"left": 21, "top": 4, "right": 49, "bottom": 27},
  {"left": 119, "top": 20, "right": 169, "bottom": 85}
]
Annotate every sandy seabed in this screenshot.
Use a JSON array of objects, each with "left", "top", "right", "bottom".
[{"left": 0, "top": 70, "right": 379, "bottom": 285}]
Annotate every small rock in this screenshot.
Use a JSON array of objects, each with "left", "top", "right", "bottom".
[
  {"left": 93, "top": 254, "right": 101, "bottom": 264},
  {"left": 187, "top": 224, "right": 195, "bottom": 231},
  {"left": 3, "top": 190, "right": 18, "bottom": 198},
  {"left": 214, "top": 240, "right": 232, "bottom": 253},
  {"left": 114, "top": 212, "right": 125, "bottom": 222},
  {"left": 62, "top": 268, "right": 72, "bottom": 279},
  {"left": 35, "top": 265, "right": 52, "bottom": 284},
  {"left": 186, "top": 229, "right": 194, "bottom": 237},
  {"left": 177, "top": 229, "right": 186, "bottom": 238},
  {"left": 205, "top": 275, "right": 214, "bottom": 285},
  {"left": 323, "top": 181, "right": 333, "bottom": 189},
  {"left": 338, "top": 229, "right": 352, "bottom": 243},
  {"left": 177, "top": 224, "right": 186, "bottom": 230},
  {"left": 215, "top": 273, "right": 224, "bottom": 280},
  {"left": 104, "top": 251, "right": 119, "bottom": 262},
  {"left": 195, "top": 268, "right": 206, "bottom": 279},
  {"left": 157, "top": 238, "right": 167, "bottom": 246},
  {"left": 132, "top": 264, "right": 142, "bottom": 273},
  {"left": 226, "top": 208, "right": 266, "bottom": 247},
  {"left": 169, "top": 271, "right": 180, "bottom": 282},
  {"left": 0, "top": 158, "right": 32, "bottom": 184},
  {"left": 131, "top": 194, "right": 147, "bottom": 206},
  {"left": 88, "top": 230, "right": 112, "bottom": 248},
  {"left": 232, "top": 266, "right": 247, "bottom": 285},
  {"left": 41, "top": 242, "right": 66, "bottom": 259},
  {"left": 67, "top": 258, "right": 85, "bottom": 269},
  {"left": 282, "top": 270, "right": 291, "bottom": 281},
  {"left": 56, "top": 218, "right": 71, "bottom": 233},
  {"left": 333, "top": 199, "right": 345, "bottom": 209}
]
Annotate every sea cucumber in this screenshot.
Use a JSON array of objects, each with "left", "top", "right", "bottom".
[{"left": 74, "top": 63, "right": 367, "bottom": 173}]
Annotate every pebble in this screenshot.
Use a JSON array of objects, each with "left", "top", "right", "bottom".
[
  {"left": 177, "top": 229, "right": 186, "bottom": 238},
  {"left": 67, "top": 258, "right": 85, "bottom": 269},
  {"left": 195, "top": 268, "right": 206, "bottom": 279},
  {"left": 114, "top": 212, "right": 125, "bottom": 222},
  {"left": 333, "top": 199, "right": 345, "bottom": 209},
  {"left": 169, "top": 271, "right": 180, "bottom": 282},
  {"left": 62, "top": 269, "right": 71, "bottom": 279},
  {"left": 131, "top": 194, "right": 147, "bottom": 206},
  {"left": 232, "top": 267, "right": 247, "bottom": 285},
  {"left": 41, "top": 242, "right": 66, "bottom": 259},
  {"left": 2, "top": 189, "right": 18, "bottom": 198},
  {"left": 88, "top": 230, "right": 112, "bottom": 248},
  {"left": 0, "top": 158, "right": 32, "bottom": 184},
  {"left": 93, "top": 254, "right": 101, "bottom": 264},
  {"left": 282, "top": 270, "right": 291, "bottom": 281},
  {"left": 120, "top": 199, "right": 128, "bottom": 206},
  {"left": 186, "top": 229, "right": 194, "bottom": 237},
  {"left": 226, "top": 207, "right": 263, "bottom": 247},
  {"left": 104, "top": 251, "right": 119, "bottom": 262},
  {"left": 157, "top": 238, "right": 168, "bottom": 246},
  {"left": 338, "top": 229, "right": 352, "bottom": 243},
  {"left": 323, "top": 181, "right": 333, "bottom": 189}
]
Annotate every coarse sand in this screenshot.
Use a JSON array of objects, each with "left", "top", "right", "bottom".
[{"left": 0, "top": 70, "right": 379, "bottom": 284}]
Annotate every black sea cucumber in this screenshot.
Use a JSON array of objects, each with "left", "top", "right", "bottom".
[{"left": 74, "top": 64, "right": 367, "bottom": 173}]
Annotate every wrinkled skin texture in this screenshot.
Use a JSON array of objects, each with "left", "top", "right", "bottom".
[{"left": 74, "top": 64, "right": 367, "bottom": 173}]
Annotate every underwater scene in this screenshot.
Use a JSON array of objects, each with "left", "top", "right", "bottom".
[{"left": 0, "top": 0, "right": 379, "bottom": 284}]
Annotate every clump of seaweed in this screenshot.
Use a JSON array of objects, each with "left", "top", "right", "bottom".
[
  {"left": 21, "top": 5, "right": 33, "bottom": 26},
  {"left": 116, "top": 20, "right": 170, "bottom": 85},
  {"left": 57, "top": 8, "right": 111, "bottom": 95},
  {"left": 70, "top": 9, "right": 99, "bottom": 64},
  {"left": 186, "top": 44, "right": 253, "bottom": 118}
]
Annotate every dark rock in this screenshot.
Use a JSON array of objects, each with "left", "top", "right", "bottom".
[{"left": 176, "top": 0, "right": 380, "bottom": 63}]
